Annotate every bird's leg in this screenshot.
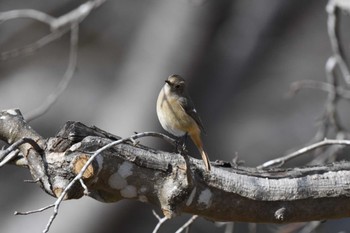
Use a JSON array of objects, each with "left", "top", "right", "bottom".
[
  {"left": 174, "top": 134, "right": 193, "bottom": 183},
  {"left": 175, "top": 134, "right": 188, "bottom": 155},
  {"left": 181, "top": 133, "right": 188, "bottom": 154}
]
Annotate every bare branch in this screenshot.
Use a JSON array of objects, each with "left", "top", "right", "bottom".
[
  {"left": 0, "top": 137, "right": 43, "bottom": 168},
  {"left": 50, "top": 0, "right": 106, "bottom": 30},
  {"left": 3, "top": 111, "right": 350, "bottom": 230},
  {"left": 1, "top": 1, "right": 107, "bottom": 122},
  {"left": 0, "top": 0, "right": 105, "bottom": 60},
  {"left": 174, "top": 215, "right": 198, "bottom": 233},
  {"left": 0, "top": 109, "right": 52, "bottom": 195},
  {"left": 289, "top": 79, "right": 350, "bottom": 99},
  {"left": 258, "top": 139, "right": 350, "bottom": 169},
  {"left": 0, "top": 137, "right": 42, "bottom": 160},
  {"left": 79, "top": 179, "right": 89, "bottom": 195},
  {"left": 324, "top": 56, "right": 343, "bottom": 132},
  {"left": 1, "top": 27, "right": 70, "bottom": 61},
  {"left": 152, "top": 210, "right": 169, "bottom": 233},
  {"left": 14, "top": 204, "right": 55, "bottom": 216},
  {"left": 224, "top": 223, "right": 234, "bottom": 233},
  {"left": 327, "top": 0, "right": 350, "bottom": 84},
  {"left": 248, "top": 223, "right": 257, "bottom": 233},
  {"left": 0, "top": 0, "right": 106, "bottom": 30},
  {"left": 298, "top": 221, "right": 322, "bottom": 233},
  {"left": 25, "top": 23, "right": 79, "bottom": 122},
  {"left": 134, "top": 131, "right": 177, "bottom": 147},
  {"left": 0, "top": 149, "right": 19, "bottom": 167},
  {"left": 0, "top": 9, "right": 55, "bottom": 25}
]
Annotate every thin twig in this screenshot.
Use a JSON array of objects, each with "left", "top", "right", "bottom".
[
  {"left": 324, "top": 56, "right": 343, "bottom": 132},
  {"left": 0, "top": 137, "right": 42, "bottom": 160},
  {"left": 15, "top": 204, "right": 55, "bottom": 215},
  {"left": 79, "top": 179, "right": 89, "bottom": 195},
  {"left": 0, "top": 150, "right": 20, "bottom": 167},
  {"left": 152, "top": 210, "right": 163, "bottom": 221},
  {"left": 287, "top": 1, "right": 350, "bottom": 167},
  {"left": 152, "top": 210, "right": 169, "bottom": 233},
  {"left": 0, "top": 138, "right": 43, "bottom": 167},
  {"left": 174, "top": 215, "right": 198, "bottom": 233},
  {"left": 1, "top": 27, "right": 70, "bottom": 61},
  {"left": 327, "top": 0, "right": 350, "bottom": 85},
  {"left": 23, "top": 178, "right": 40, "bottom": 183},
  {"left": 248, "top": 223, "right": 257, "bottom": 233},
  {"left": 302, "top": 52, "right": 346, "bottom": 165},
  {"left": 1, "top": 0, "right": 107, "bottom": 121},
  {"left": 273, "top": 221, "right": 322, "bottom": 233},
  {"left": 0, "top": 0, "right": 106, "bottom": 30},
  {"left": 287, "top": 59, "right": 346, "bottom": 165},
  {"left": 0, "top": 9, "right": 55, "bottom": 24},
  {"left": 50, "top": 0, "right": 106, "bottom": 30},
  {"left": 135, "top": 131, "right": 177, "bottom": 147},
  {"left": 0, "top": 9, "right": 66, "bottom": 61},
  {"left": 258, "top": 139, "right": 350, "bottom": 169},
  {"left": 25, "top": 23, "right": 79, "bottom": 122},
  {"left": 289, "top": 79, "right": 350, "bottom": 100},
  {"left": 0, "top": 0, "right": 105, "bottom": 60},
  {"left": 298, "top": 221, "right": 322, "bottom": 233},
  {"left": 224, "top": 223, "right": 234, "bottom": 233},
  {"left": 273, "top": 223, "right": 307, "bottom": 233}
]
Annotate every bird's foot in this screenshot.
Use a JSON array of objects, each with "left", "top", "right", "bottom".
[{"left": 175, "top": 139, "right": 188, "bottom": 155}]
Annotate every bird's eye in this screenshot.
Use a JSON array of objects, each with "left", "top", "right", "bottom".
[{"left": 175, "top": 84, "right": 180, "bottom": 89}]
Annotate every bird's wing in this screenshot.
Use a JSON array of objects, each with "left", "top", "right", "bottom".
[{"left": 178, "top": 95, "right": 206, "bottom": 134}]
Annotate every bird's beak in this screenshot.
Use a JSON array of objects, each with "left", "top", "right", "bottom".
[{"left": 165, "top": 80, "right": 170, "bottom": 85}]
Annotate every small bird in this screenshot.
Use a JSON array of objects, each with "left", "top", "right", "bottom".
[{"left": 156, "top": 74, "right": 211, "bottom": 171}]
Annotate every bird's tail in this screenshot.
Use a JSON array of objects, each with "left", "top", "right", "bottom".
[
  {"left": 190, "top": 131, "right": 211, "bottom": 171},
  {"left": 199, "top": 148, "right": 211, "bottom": 171}
]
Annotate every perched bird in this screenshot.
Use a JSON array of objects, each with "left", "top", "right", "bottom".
[{"left": 156, "top": 74, "right": 211, "bottom": 171}]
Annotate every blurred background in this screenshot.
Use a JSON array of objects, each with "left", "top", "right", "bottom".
[{"left": 1, "top": 0, "right": 350, "bottom": 232}]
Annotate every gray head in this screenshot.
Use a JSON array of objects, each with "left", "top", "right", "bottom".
[{"left": 165, "top": 74, "right": 186, "bottom": 94}]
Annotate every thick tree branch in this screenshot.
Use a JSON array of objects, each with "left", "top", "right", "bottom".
[
  {"left": 0, "top": 109, "right": 52, "bottom": 195},
  {"left": 1, "top": 109, "right": 350, "bottom": 226}
]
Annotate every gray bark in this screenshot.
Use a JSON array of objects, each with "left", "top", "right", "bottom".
[{"left": 1, "top": 109, "right": 350, "bottom": 224}]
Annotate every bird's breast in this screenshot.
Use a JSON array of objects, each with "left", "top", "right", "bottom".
[{"left": 157, "top": 88, "right": 197, "bottom": 137}]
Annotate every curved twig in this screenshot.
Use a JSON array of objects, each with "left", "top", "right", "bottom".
[
  {"left": 25, "top": 23, "right": 79, "bottom": 122},
  {"left": 257, "top": 139, "right": 350, "bottom": 169}
]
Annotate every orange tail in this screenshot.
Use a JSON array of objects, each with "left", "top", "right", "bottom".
[
  {"left": 199, "top": 147, "right": 211, "bottom": 171},
  {"left": 189, "top": 131, "right": 211, "bottom": 171}
]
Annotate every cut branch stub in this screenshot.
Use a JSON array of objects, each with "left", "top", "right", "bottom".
[{"left": 71, "top": 154, "right": 95, "bottom": 180}]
